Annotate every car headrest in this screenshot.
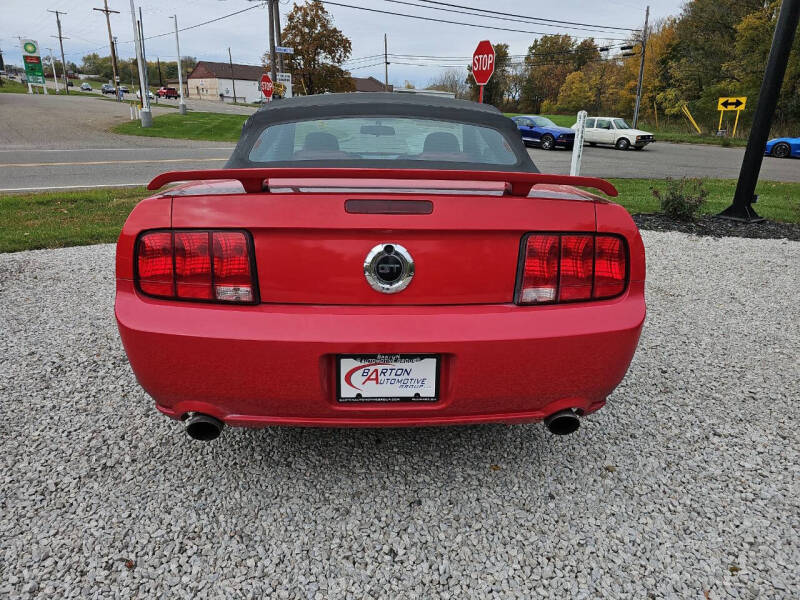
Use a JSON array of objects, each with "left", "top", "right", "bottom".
[
  {"left": 304, "top": 132, "right": 340, "bottom": 152},
  {"left": 423, "top": 132, "right": 460, "bottom": 154}
]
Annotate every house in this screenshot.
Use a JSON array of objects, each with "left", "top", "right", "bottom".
[
  {"left": 351, "top": 76, "right": 393, "bottom": 92},
  {"left": 187, "top": 61, "right": 268, "bottom": 103}
]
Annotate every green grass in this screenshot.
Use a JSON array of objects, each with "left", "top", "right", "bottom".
[
  {"left": 112, "top": 111, "right": 247, "bottom": 142},
  {"left": 1, "top": 179, "right": 797, "bottom": 253},
  {"left": 0, "top": 187, "right": 149, "bottom": 253},
  {"left": 0, "top": 79, "right": 38, "bottom": 93},
  {"left": 610, "top": 178, "right": 799, "bottom": 223}
]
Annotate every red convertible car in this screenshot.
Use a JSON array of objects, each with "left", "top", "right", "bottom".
[{"left": 115, "top": 93, "right": 645, "bottom": 441}]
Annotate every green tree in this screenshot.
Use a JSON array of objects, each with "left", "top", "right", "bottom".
[
  {"left": 520, "top": 35, "right": 575, "bottom": 112},
  {"left": 272, "top": 0, "right": 353, "bottom": 94}
]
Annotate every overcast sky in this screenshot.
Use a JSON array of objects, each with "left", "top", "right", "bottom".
[{"left": 2, "top": 0, "right": 685, "bottom": 87}]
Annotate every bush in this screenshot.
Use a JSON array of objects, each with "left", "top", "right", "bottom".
[
  {"left": 652, "top": 177, "right": 709, "bottom": 221},
  {"left": 720, "top": 136, "right": 731, "bottom": 147}
]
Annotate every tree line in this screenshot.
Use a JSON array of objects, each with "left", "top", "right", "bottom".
[
  {"left": 429, "top": 0, "right": 799, "bottom": 134},
  {"left": 77, "top": 53, "right": 197, "bottom": 88}
]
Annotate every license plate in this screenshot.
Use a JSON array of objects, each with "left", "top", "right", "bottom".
[{"left": 337, "top": 354, "right": 439, "bottom": 402}]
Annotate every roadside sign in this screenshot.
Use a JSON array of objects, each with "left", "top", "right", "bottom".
[
  {"left": 718, "top": 97, "right": 747, "bottom": 111},
  {"left": 277, "top": 72, "right": 292, "bottom": 98},
  {"left": 20, "top": 39, "right": 46, "bottom": 86},
  {"left": 260, "top": 73, "right": 274, "bottom": 100},
  {"left": 717, "top": 96, "right": 747, "bottom": 137},
  {"left": 275, "top": 46, "right": 294, "bottom": 55},
  {"left": 471, "top": 40, "right": 495, "bottom": 103}
]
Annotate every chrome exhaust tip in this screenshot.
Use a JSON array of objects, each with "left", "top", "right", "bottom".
[
  {"left": 185, "top": 413, "right": 224, "bottom": 441},
  {"left": 544, "top": 409, "right": 580, "bottom": 436}
]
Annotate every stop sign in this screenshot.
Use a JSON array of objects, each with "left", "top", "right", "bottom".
[
  {"left": 472, "top": 40, "right": 495, "bottom": 86},
  {"left": 260, "top": 73, "right": 274, "bottom": 99}
]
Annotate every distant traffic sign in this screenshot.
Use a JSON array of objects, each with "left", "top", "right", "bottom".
[
  {"left": 260, "top": 73, "right": 274, "bottom": 100},
  {"left": 717, "top": 96, "right": 747, "bottom": 137},
  {"left": 718, "top": 97, "right": 747, "bottom": 111},
  {"left": 275, "top": 46, "right": 294, "bottom": 55}
]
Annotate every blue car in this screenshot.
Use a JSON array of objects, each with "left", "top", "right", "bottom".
[
  {"left": 510, "top": 115, "right": 575, "bottom": 150},
  {"left": 765, "top": 137, "right": 800, "bottom": 159}
]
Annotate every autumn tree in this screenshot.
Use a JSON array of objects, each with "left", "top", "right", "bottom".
[
  {"left": 727, "top": 0, "right": 800, "bottom": 130},
  {"left": 272, "top": 0, "right": 354, "bottom": 95},
  {"left": 555, "top": 71, "right": 593, "bottom": 113}
]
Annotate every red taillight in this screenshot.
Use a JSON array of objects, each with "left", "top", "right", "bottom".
[
  {"left": 516, "top": 233, "right": 627, "bottom": 305},
  {"left": 136, "top": 230, "right": 257, "bottom": 304},
  {"left": 136, "top": 232, "right": 173, "bottom": 297},
  {"left": 594, "top": 235, "right": 626, "bottom": 298}
]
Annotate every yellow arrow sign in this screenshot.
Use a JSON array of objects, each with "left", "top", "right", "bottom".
[{"left": 717, "top": 96, "right": 747, "bottom": 111}]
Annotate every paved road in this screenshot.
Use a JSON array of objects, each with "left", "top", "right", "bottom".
[
  {"left": 528, "top": 142, "right": 800, "bottom": 181},
  {"left": 1, "top": 93, "right": 798, "bottom": 192},
  {"left": 0, "top": 93, "right": 235, "bottom": 191}
]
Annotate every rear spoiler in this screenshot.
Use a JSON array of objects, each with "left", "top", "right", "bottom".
[{"left": 147, "top": 168, "right": 618, "bottom": 197}]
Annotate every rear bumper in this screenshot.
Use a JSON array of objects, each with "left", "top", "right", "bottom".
[{"left": 116, "top": 279, "right": 645, "bottom": 427}]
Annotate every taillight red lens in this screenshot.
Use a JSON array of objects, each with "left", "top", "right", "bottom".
[
  {"left": 136, "top": 232, "right": 173, "bottom": 297},
  {"left": 594, "top": 235, "right": 627, "bottom": 298},
  {"left": 517, "top": 233, "right": 627, "bottom": 305},
  {"left": 559, "top": 234, "right": 594, "bottom": 301},
  {"left": 175, "top": 232, "right": 212, "bottom": 299},
  {"left": 136, "top": 230, "right": 256, "bottom": 304},
  {"left": 518, "top": 234, "right": 559, "bottom": 304}
]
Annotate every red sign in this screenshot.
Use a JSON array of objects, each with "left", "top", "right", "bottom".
[
  {"left": 260, "top": 73, "right": 274, "bottom": 99},
  {"left": 471, "top": 40, "right": 495, "bottom": 87}
]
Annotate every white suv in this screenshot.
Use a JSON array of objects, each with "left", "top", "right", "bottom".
[{"left": 573, "top": 117, "right": 654, "bottom": 150}]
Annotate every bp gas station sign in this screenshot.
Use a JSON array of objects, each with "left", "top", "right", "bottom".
[{"left": 21, "top": 39, "right": 46, "bottom": 85}]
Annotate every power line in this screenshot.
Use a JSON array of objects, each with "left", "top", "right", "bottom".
[
  {"left": 380, "top": 0, "right": 638, "bottom": 35},
  {"left": 413, "top": 0, "right": 640, "bottom": 32},
  {"left": 318, "top": 0, "right": 631, "bottom": 41}
]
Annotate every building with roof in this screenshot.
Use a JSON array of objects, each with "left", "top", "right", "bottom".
[{"left": 187, "top": 61, "right": 269, "bottom": 103}]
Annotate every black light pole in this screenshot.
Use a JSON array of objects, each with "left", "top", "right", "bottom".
[{"left": 719, "top": 0, "right": 800, "bottom": 222}]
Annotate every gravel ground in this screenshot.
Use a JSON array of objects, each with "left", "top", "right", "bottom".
[{"left": 1, "top": 232, "right": 798, "bottom": 599}]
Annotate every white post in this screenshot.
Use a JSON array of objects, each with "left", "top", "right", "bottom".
[
  {"left": 172, "top": 15, "right": 186, "bottom": 115},
  {"left": 130, "top": 0, "right": 152, "bottom": 127},
  {"left": 49, "top": 50, "right": 59, "bottom": 92},
  {"left": 570, "top": 110, "right": 588, "bottom": 177}
]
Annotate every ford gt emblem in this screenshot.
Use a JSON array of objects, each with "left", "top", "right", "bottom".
[{"left": 364, "top": 243, "right": 414, "bottom": 294}]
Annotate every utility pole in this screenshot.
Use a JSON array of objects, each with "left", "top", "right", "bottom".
[
  {"left": 384, "top": 33, "right": 389, "bottom": 91},
  {"left": 48, "top": 9, "right": 69, "bottom": 94},
  {"left": 268, "top": 0, "right": 277, "bottom": 84},
  {"left": 228, "top": 47, "right": 237, "bottom": 103},
  {"left": 632, "top": 5, "right": 649, "bottom": 127},
  {"left": 138, "top": 7, "right": 150, "bottom": 96},
  {"left": 171, "top": 15, "right": 187, "bottom": 114},
  {"left": 129, "top": 0, "right": 151, "bottom": 126},
  {"left": 273, "top": 0, "right": 284, "bottom": 73},
  {"left": 93, "top": 0, "right": 120, "bottom": 96},
  {"left": 157, "top": 57, "right": 163, "bottom": 87},
  {"left": 720, "top": 0, "right": 800, "bottom": 222},
  {"left": 47, "top": 48, "right": 59, "bottom": 92}
]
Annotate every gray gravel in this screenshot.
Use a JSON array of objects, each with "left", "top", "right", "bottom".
[{"left": 1, "top": 232, "right": 798, "bottom": 599}]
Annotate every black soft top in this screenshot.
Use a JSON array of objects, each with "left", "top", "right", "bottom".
[{"left": 225, "top": 92, "right": 538, "bottom": 173}]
